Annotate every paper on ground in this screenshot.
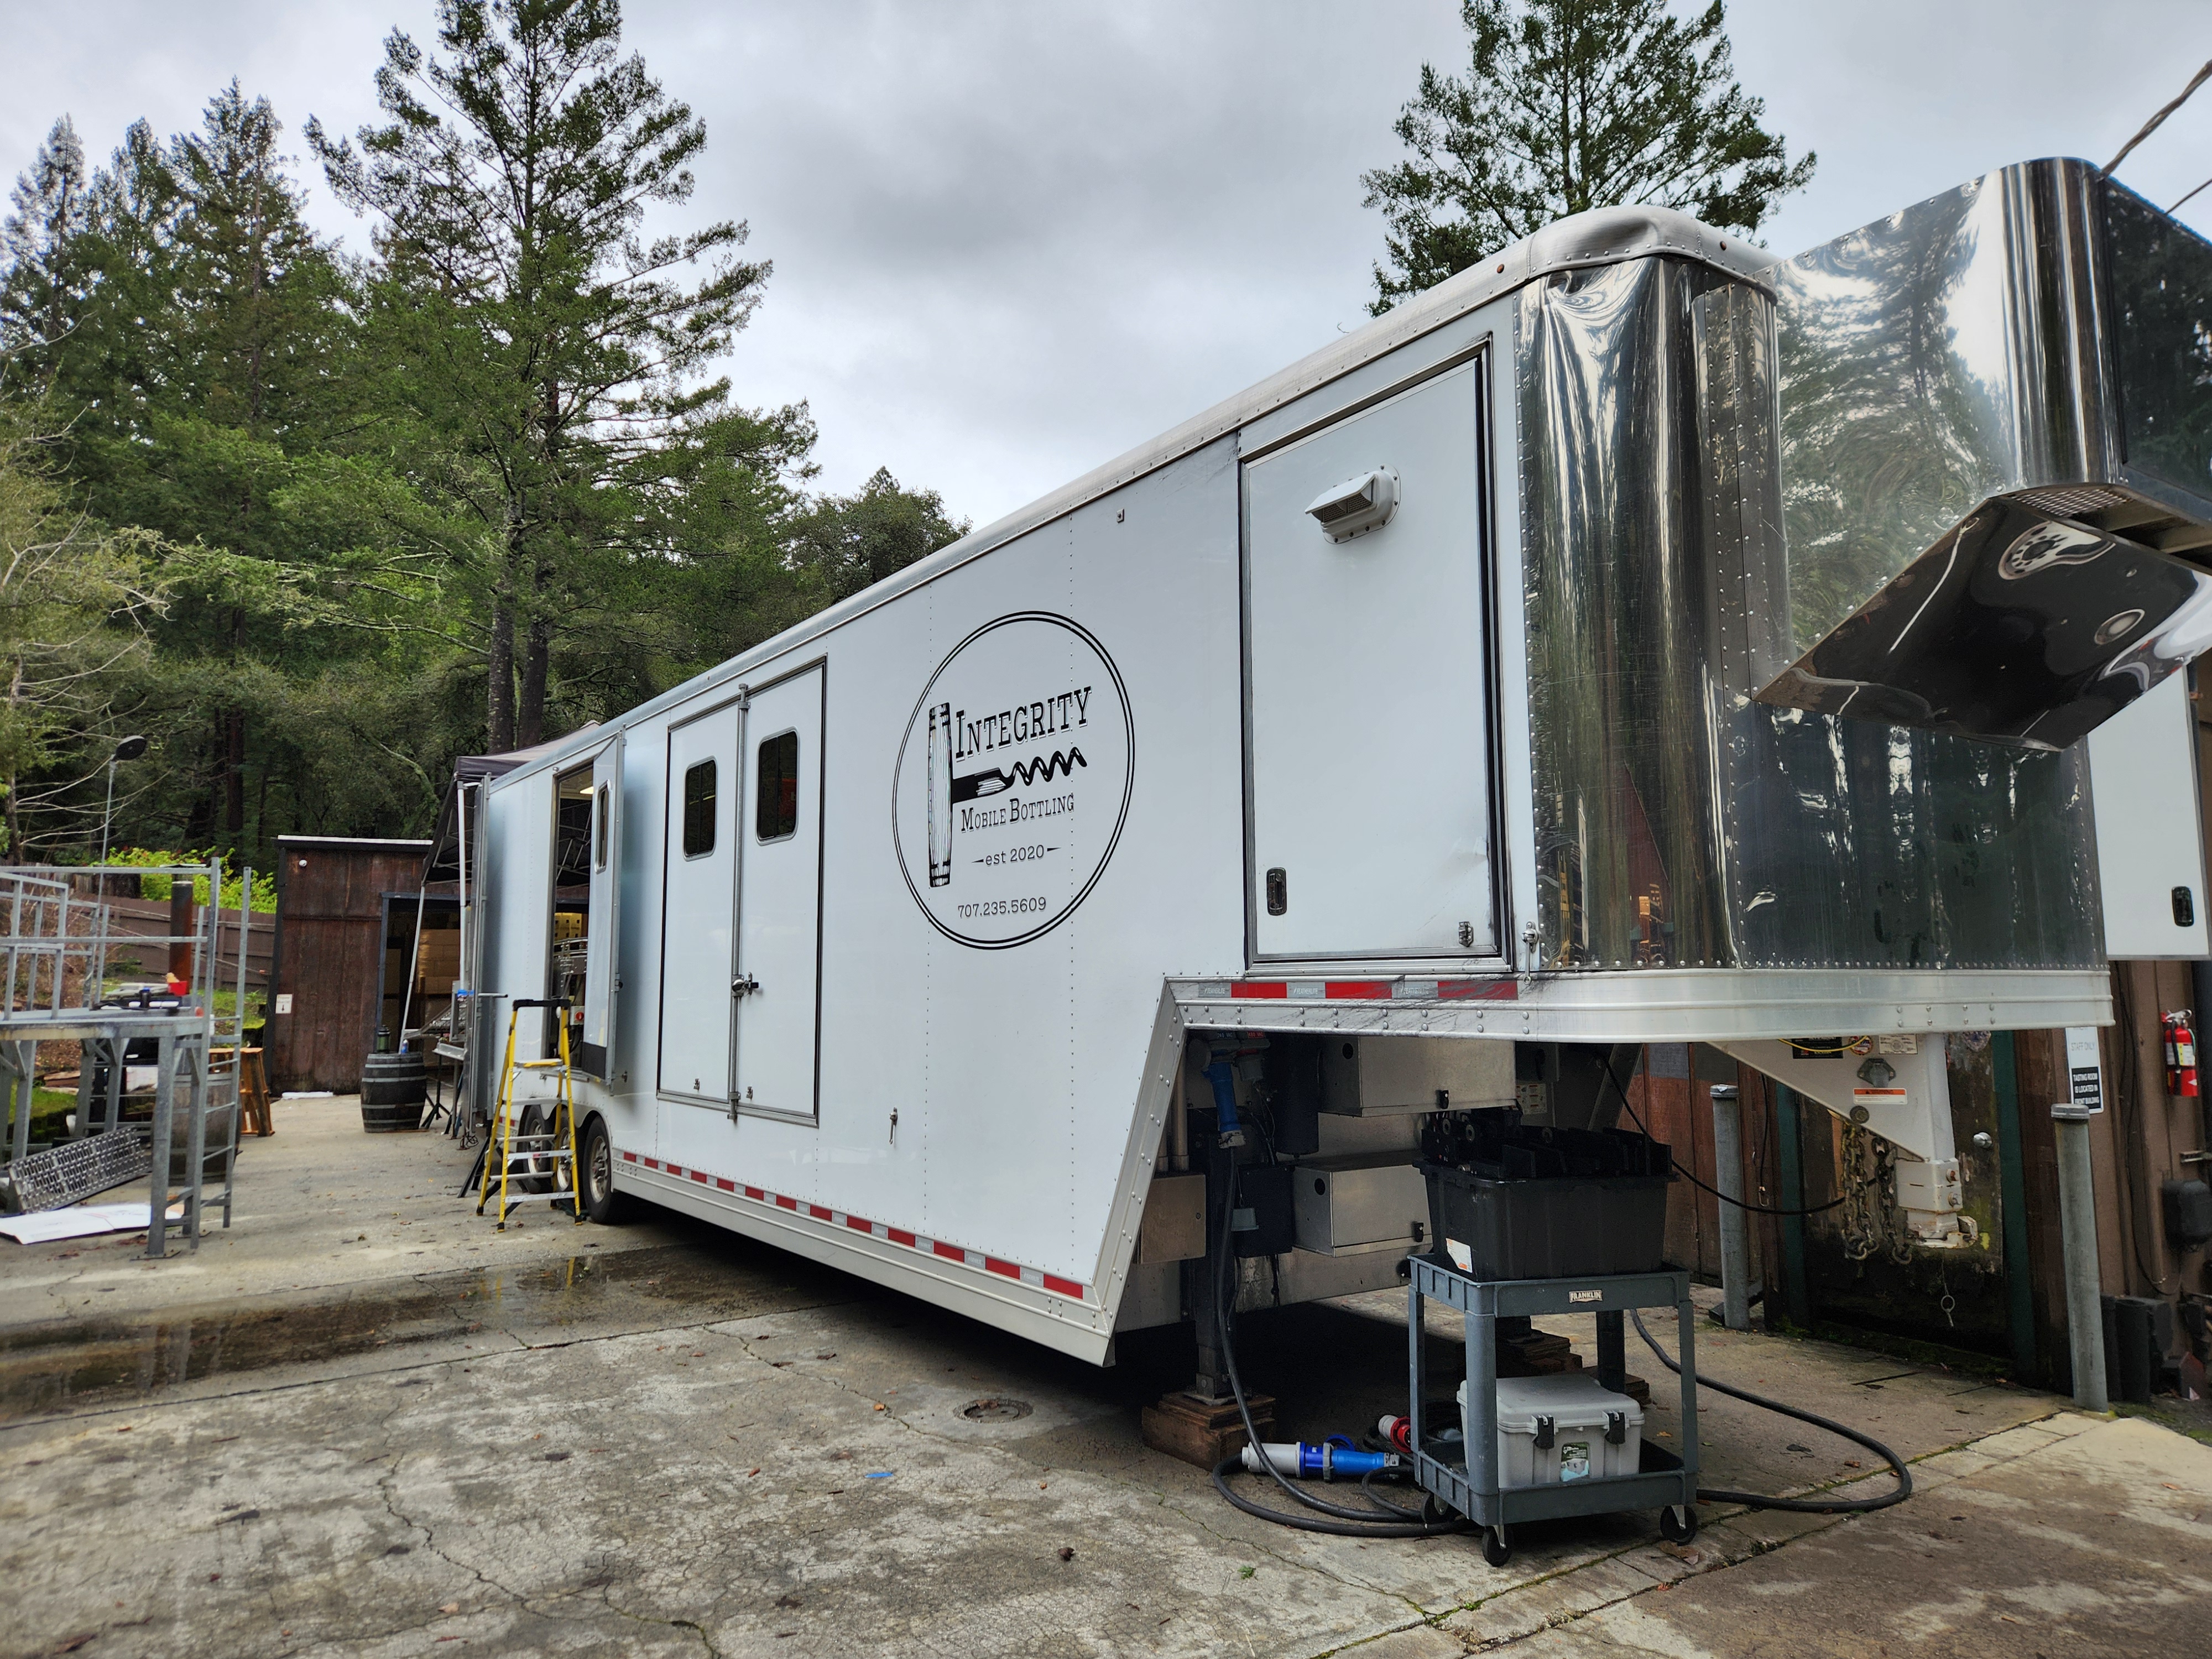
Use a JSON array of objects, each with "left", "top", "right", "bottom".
[{"left": 0, "top": 1201, "right": 183, "bottom": 1244}]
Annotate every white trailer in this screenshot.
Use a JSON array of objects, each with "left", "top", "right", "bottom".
[{"left": 469, "top": 158, "right": 2212, "bottom": 1366}]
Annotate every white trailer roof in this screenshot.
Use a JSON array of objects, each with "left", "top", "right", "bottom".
[{"left": 494, "top": 204, "right": 1774, "bottom": 789}]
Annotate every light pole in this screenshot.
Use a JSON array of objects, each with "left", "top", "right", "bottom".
[{"left": 97, "top": 734, "right": 148, "bottom": 880}]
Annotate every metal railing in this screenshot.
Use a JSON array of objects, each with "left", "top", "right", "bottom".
[{"left": 0, "top": 860, "right": 255, "bottom": 1256}]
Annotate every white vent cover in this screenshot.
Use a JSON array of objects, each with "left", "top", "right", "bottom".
[{"left": 1304, "top": 467, "right": 1399, "bottom": 542}]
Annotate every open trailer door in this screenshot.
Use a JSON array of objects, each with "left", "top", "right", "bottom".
[{"left": 577, "top": 733, "right": 623, "bottom": 1079}]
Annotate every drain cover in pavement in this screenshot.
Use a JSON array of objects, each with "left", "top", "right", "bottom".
[{"left": 961, "top": 1396, "right": 1033, "bottom": 1421}]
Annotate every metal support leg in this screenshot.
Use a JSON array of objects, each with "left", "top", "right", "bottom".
[
  {"left": 1465, "top": 1306, "right": 1496, "bottom": 1511},
  {"left": 103, "top": 1037, "right": 122, "bottom": 1136},
  {"left": 2054, "top": 1112, "right": 2109, "bottom": 1410},
  {"left": 1676, "top": 1291, "right": 1702, "bottom": 1483},
  {"left": 2, "top": 1045, "right": 24, "bottom": 1166},
  {"left": 1407, "top": 1277, "right": 1426, "bottom": 1455},
  {"left": 1711, "top": 1083, "right": 1751, "bottom": 1331},
  {"left": 146, "top": 1034, "right": 176, "bottom": 1259},
  {"left": 1595, "top": 1309, "right": 1626, "bottom": 1395},
  {"left": 182, "top": 1040, "right": 207, "bottom": 1248},
  {"left": 73, "top": 1039, "right": 93, "bottom": 1139}
]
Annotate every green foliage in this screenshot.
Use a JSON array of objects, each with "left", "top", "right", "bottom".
[
  {"left": 308, "top": 0, "right": 781, "bottom": 752},
  {"left": 0, "top": 405, "right": 165, "bottom": 856},
  {"left": 0, "top": 5, "right": 964, "bottom": 870},
  {"left": 789, "top": 468, "right": 969, "bottom": 606},
  {"left": 90, "top": 846, "right": 278, "bottom": 911},
  {"left": 1363, "top": 0, "right": 1813, "bottom": 312}
]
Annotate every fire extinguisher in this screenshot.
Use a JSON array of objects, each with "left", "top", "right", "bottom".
[{"left": 2163, "top": 1010, "right": 2200, "bottom": 1098}]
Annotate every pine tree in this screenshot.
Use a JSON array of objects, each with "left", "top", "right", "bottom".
[
  {"left": 787, "top": 469, "right": 968, "bottom": 605},
  {"left": 1363, "top": 0, "right": 1813, "bottom": 312},
  {"left": 309, "top": 0, "right": 772, "bottom": 750},
  {"left": 0, "top": 117, "right": 92, "bottom": 373}
]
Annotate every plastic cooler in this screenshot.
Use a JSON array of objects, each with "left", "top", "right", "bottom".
[{"left": 1458, "top": 1374, "right": 1644, "bottom": 1488}]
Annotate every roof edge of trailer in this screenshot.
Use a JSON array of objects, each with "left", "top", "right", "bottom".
[
  {"left": 275, "top": 836, "right": 434, "bottom": 849},
  {"left": 486, "top": 201, "right": 1776, "bottom": 792}
]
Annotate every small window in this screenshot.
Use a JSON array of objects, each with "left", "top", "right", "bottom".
[
  {"left": 682, "top": 760, "right": 716, "bottom": 857},
  {"left": 593, "top": 784, "right": 611, "bottom": 871},
  {"left": 755, "top": 731, "right": 800, "bottom": 841}
]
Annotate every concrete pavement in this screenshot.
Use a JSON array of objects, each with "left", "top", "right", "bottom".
[{"left": 2, "top": 1099, "right": 2206, "bottom": 1657}]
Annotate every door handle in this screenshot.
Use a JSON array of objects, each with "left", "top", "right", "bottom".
[{"left": 731, "top": 975, "right": 760, "bottom": 999}]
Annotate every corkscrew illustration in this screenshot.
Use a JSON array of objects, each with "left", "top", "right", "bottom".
[
  {"left": 927, "top": 700, "right": 1085, "bottom": 886},
  {"left": 951, "top": 747, "right": 1086, "bottom": 801}
]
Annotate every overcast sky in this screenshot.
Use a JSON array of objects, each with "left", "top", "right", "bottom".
[{"left": 6, "top": 1, "right": 2211, "bottom": 528}]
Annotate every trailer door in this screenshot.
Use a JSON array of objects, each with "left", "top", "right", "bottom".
[
  {"left": 733, "top": 664, "right": 825, "bottom": 1120},
  {"left": 1243, "top": 358, "right": 1497, "bottom": 961},
  {"left": 658, "top": 702, "right": 738, "bottom": 1104},
  {"left": 578, "top": 733, "right": 623, "bottom": 1078}
]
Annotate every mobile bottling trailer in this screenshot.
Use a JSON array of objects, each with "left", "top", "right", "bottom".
[{"left": 473, "top": 158, "right": 2212, "bottom": 1366}]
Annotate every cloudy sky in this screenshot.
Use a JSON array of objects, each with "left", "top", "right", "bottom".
[{"left": 6, "top": 1, "right": 2210, "bottom": 528}]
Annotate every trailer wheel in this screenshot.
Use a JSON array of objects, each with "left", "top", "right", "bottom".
[
  {"left": 1658, "top": 1504, "right": 1698, "bottom": 1543},
  {"left": 581, "top": 1115, "right": 634, "bottom": 1225},
  {"left": 513, "top": 1102, "right": 557, "bottom": 1193},
  {"left": 1481, "top": 1526, "right": 1512, "bottom": 1568}
]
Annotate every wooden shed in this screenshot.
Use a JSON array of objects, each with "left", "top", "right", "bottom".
[{"left": 265, "top": 836, "right": 431, "bottom": 1093}]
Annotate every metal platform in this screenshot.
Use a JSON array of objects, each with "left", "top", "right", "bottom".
[{"left": 0, "top": 862, "right": 255, "bottom": 1255}]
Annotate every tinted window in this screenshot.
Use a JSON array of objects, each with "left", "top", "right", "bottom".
[
  {"left": 682, "top": 760, "right": 716, "bottom": 857},
  {"left": 594, "top": 784, "right": 611, "bottom": 871},
  {"left": 755, "top": 731, "right": 799, "bottom": 841}
]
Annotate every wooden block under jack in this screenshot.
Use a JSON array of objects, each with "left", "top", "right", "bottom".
[{"left": 1140, "top": 1390, "right": 1275, "bottom": 1469}]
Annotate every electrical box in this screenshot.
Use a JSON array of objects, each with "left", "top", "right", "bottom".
[
  {"left": 1138, "top": 1172, "right": 1206, "bottom": 1264},
  {"left": 1292, "top": 1154, "right": 1429, "bottom": 1255},
  {"left": 1322, "top": 1037, "right": 1515, "bottom": 1116},
  {"left": 1232, "top": 1164, "right": 1296, "bottom": 1258},
  {"left": 2086, "top": 671, "right": 2210, "bottom": 959}
]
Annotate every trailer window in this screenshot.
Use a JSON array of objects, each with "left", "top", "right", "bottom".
[
  {"left": 755, "top": 731, "right": 799, "bottom": 842},
  {"left": 594, "top": 784, "right": 611, "bottom": 871},
  {"left": 682, "top": 760, "right": 717, "bottom": 858}
]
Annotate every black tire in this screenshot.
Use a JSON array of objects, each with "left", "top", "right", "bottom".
[
  {"left": 1481, "top": 1526, "right": 1512, "bottom": 1568},
  {"left": 511, "top": 1101, "right": 559, "bottom": 1193},
  {"left": 580, "top": 1114, "right": 634, "bottom": 1224},
  {"left": 1658, "top": 1504, "right": 1699, "bottom": 1543}
]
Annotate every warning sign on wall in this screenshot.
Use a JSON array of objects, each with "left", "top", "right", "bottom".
[{"left": 2063, "top": 1026, "right": 2104, "bottom": 1115}]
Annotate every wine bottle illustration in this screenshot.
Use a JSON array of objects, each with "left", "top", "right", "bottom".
[{"left": 928, "top": 701, "right": 953, "bottom": 886}]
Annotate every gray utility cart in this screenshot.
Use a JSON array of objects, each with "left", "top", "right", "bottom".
[{"left": 1407, "top": 1257, "right": 1701, "bottom": 1568}]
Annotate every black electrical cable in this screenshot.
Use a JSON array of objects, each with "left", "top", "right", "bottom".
[
  {"left": 1205, "top": 1159, "right": 1468, "bottom": 1537},
  {"left": 1630, "top": 1310, "right": 1913, "bottom": 1514},
  {"left": 1604, "top": 1054, "right": 1850, "bottom": 1218}
]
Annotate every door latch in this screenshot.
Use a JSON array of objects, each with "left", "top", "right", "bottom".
[{"left": 732, "top": 974, "right": 760, "bottom": 999}]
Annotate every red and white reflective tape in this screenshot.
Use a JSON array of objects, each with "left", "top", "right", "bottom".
[
  {"left": 618, "top": 1150, "right": 1085, "bottom": 1301},
  {"left": 1223, "top": 977, "right": 1518, "bottom": 1003}
]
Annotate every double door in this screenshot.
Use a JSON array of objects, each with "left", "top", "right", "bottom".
[{"left": 657, "top": 663, "right": 825, "bottom": 1119}]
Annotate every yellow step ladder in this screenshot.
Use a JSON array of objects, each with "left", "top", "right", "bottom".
[{"left": 477, "top": 998, "right": 583, "bottom": 1230}]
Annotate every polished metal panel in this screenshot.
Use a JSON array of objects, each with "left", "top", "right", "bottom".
[
  {"left": 1765, "top": 160, "right": 2212, "bottom": 747},
  {"left": 1516, "top": 255, "right": 2104, "bottom": 973},
  {"left": 1760, "top": 499, "right": 2212, "bottom": 747}
]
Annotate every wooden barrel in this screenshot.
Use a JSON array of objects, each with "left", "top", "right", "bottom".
[
  {"left": 361, "top": 1051, "right": 427, "bottom": 1105},
  {"left": 359, "top": 1098, "right": 426, "bottom": 1134},
  {"left": 361, "top": 1050, "right": 427, "bottom": 1133}
]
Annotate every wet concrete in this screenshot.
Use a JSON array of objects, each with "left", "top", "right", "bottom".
[{"left": 0, "top": 1240, "right": 863, "bottom": 1421}]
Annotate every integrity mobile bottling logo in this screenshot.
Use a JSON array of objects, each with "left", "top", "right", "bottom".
[{"left": 893, "top": 612, "right": 1133, "bottom": 948}]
